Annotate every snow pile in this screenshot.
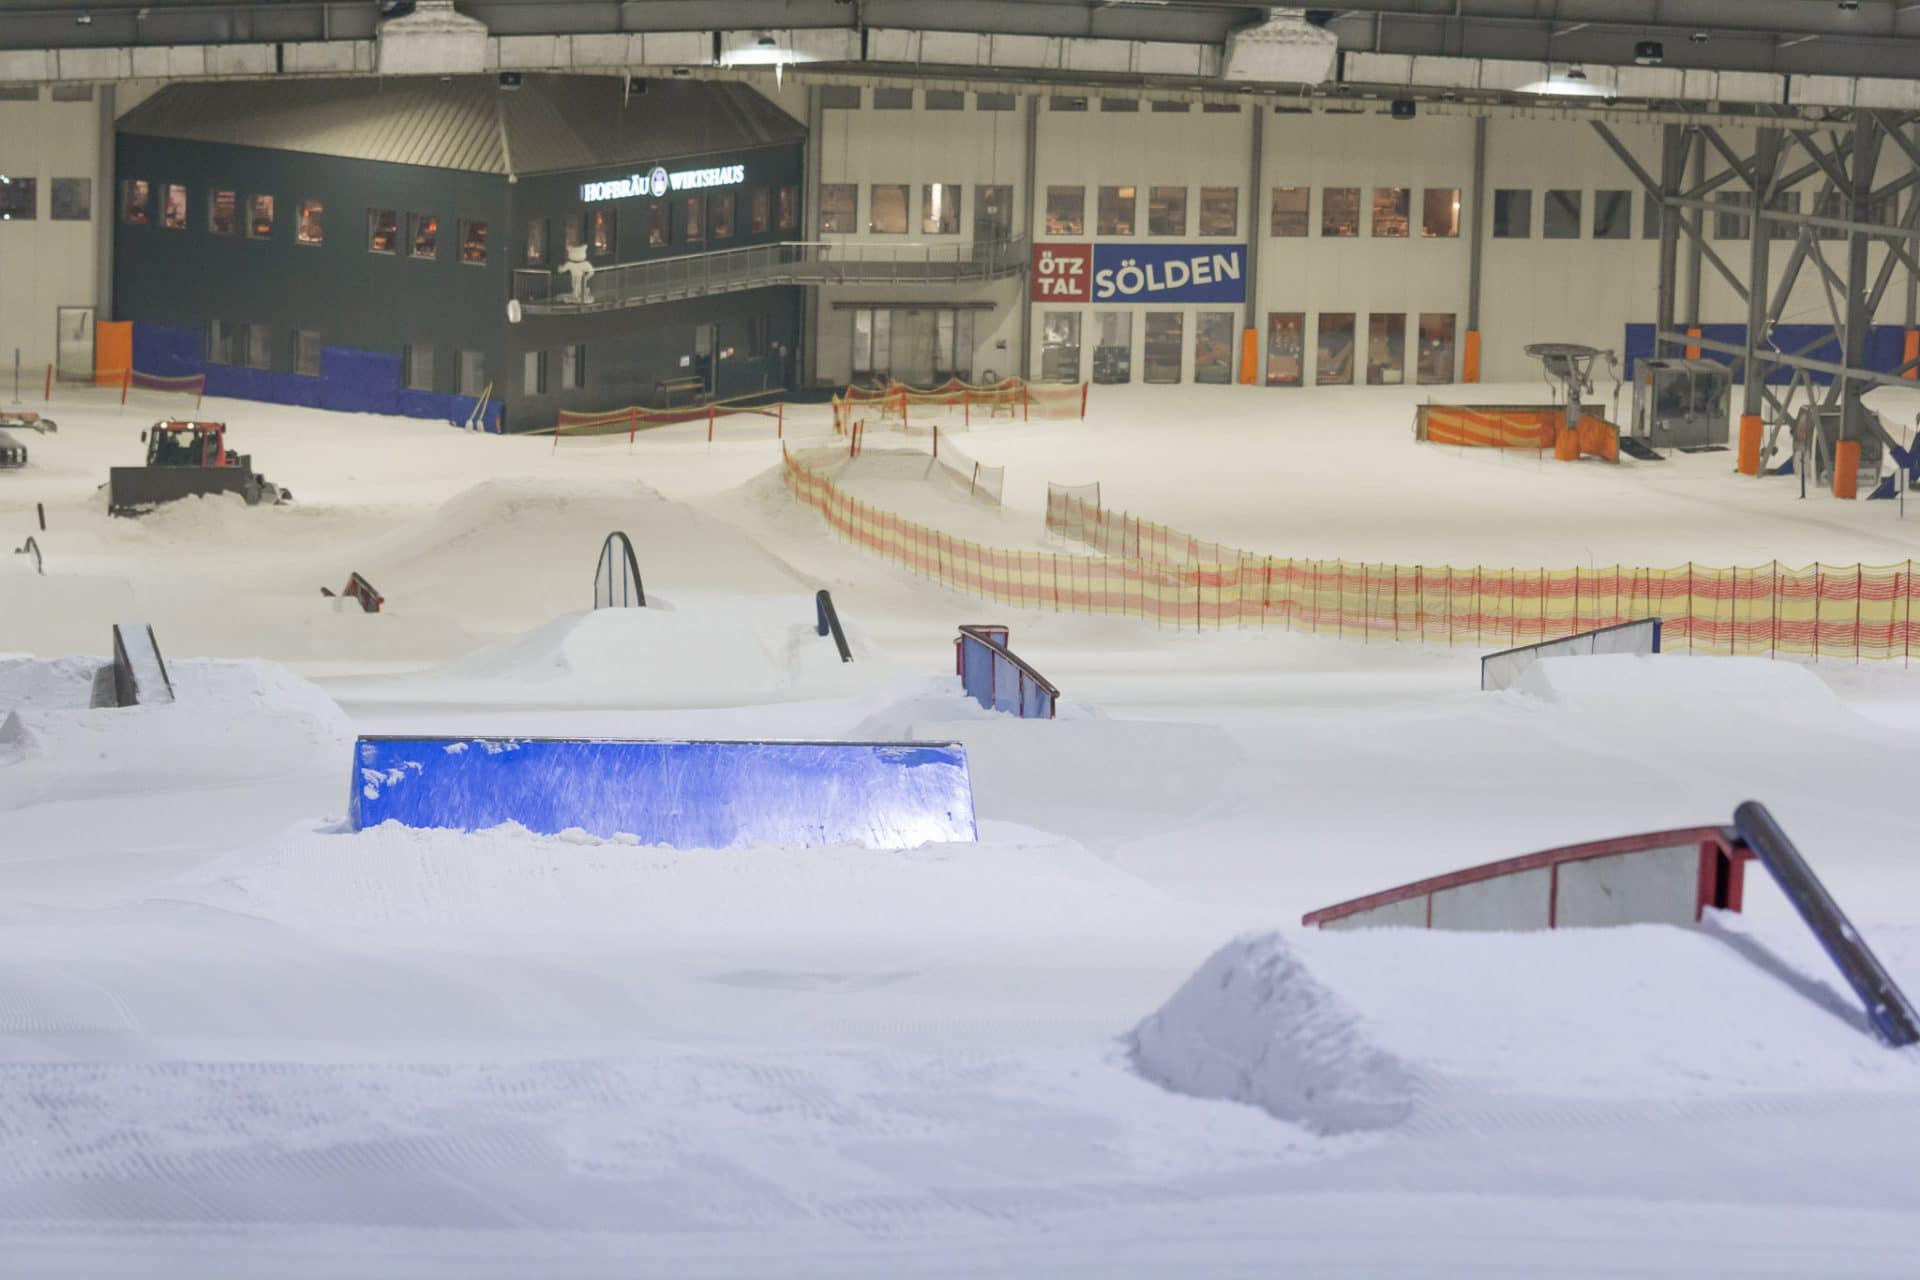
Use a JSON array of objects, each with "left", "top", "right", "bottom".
[
  {"left": 1131, "top": 931, "right": 1423, "bottom": 1134},
  {"left": 1514, "top": 652, "right": 1850, "bottom": 725}
]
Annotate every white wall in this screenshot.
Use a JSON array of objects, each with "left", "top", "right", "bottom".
[{"left": 0, "top": 86, "right": 105, "bottom": 383}]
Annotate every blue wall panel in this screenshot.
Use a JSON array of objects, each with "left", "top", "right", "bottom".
[
  {"left": 1626, "top": 322, "right": 1911, "bottom": 386},
  {"left": 350, "top": 737, "right": 979, "bottom": 850}
]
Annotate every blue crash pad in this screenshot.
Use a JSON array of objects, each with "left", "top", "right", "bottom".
[{"left": 350, "top": 737, "right": 978, "bottom": 850}]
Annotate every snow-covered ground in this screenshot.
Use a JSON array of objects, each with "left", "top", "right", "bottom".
[{"left": 4, "top": 381, "right": 1920, "bottom": 1275}]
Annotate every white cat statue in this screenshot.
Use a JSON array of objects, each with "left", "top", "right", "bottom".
[{"left": 558, "top": 243, "right": 596, "bottom": 304}]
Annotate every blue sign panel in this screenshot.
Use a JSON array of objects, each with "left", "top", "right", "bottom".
[
  {"left": 350, "top": 737, "right": 978, "bottom": 851},
  {"left": 1091, "top": 243, "right": 1247, "bottom": 304}
]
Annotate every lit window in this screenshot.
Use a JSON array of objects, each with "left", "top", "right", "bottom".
[
  {"left": 710, "top": 192, "right": 733, "bottom": 240},
  {"left": 120, "top": 179, "right": 150, "bottom": 225},
  {"left": 1199, "top": 186, "right": 1237, "bottom": 236},
  {"left": 410, "top": 213, "right": 439, "bottom": 259},
  {"left": 1417, "top": 314, "right": 1456, "bottom": 385},
  {"left": 1097, "top": 186, "right": 1136, "bottom": 236},
  {"left": 591, "top": 207, "right": 614, "bottom": 257},
  {"left": 1270, "top": 187, "right": 1308, "bottom": 237},
  {"left": 367, "top": 208, "right": 398, "bottom": 254},
  {"left": 684, "top": 195, "right": 705, "bottom": 244},
  {"left": 1265, "top": 313, "right": 1304, "bottom": 386},
  {"left": 922, "top": 183, "right": 960, "bottom": 235},
  {"left": 1316, "top": 313, "right": 1355, "bottom": 384},
  {"left": 751, "top": 188, "right": 770, "bottom": 233},
  {"left": 0, "top": 176, "right": 34, "bottom": 221},
  {"left": 563, "top": 213, "right": 582, "bottom": 251},
  {"left": 646, "top": 202, "right": 667, "bottom": 246},
  {"left": 976, "top": 185, "right": 1013, "bottom": 241},
  {"left": 1148, "top": 186, "right": 1186, "bottom": 236},
  {"left": 297, "top": 199, "right": 324, "bottom": 245},
  {"left": 869, "top": 184, "right": 907, "bottom": 234},
  {"left": 1422, "top": 188, "right": 1460, "bottom": 238},
  {"left": 1371, "top": 188, "right": 1409, "bottom": 238},
  {"left": 1143, "top": 312, "right": 1182, "bottom": 384},
  {"left": 51, "top": 178, "right": 89, "bottom": 221},
  {"left": 459, "top": 218, "right": 488, "bottom": 264},
  {"left": 819, "top": 184, "right": 856, "bottom": 234},
  {"left": 161, "top": 184, "right": 187, "bottom": 230},
  {"left": 207, "top": 190, "right": 236, "bottom": 235},
  {"left": 1367, "top": 313, "right": 1405, "bottom": 384},
  {"left": 525, "top": 218, "right": 545, "bottom": 264},
  {"left": 1321, "top": 188, "right": 1358, "bottom": 237},
  {"left": 1194, "top": 311, "right": 1234, "bottom": 384},
  {"left": 248, "top": 194, "right": 274, "bottom": 238},
  {"left": 294, "top": 329, "right": 322, "bottom": 377},
  {"left": 776, "top": 185, "right": 798, "bottom": 231},
  {"left": 1045, "top": 186, "right": 1084, "bottom": 236}
]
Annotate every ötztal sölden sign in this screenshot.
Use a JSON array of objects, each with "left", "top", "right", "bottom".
[
  {"left": 580, "top": 163, "right": 747, "bottom": 203},
  {"left": 1030, "top": 243, "right": 1248, "bottom": 304}
]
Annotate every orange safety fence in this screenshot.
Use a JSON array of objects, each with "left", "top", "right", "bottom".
[
  {"left": 554, "top": 397, "right": 787, "bottom": 444},
  {"left": 832, "top": 376, "right": 1088, "bottom": 433},
  {"left": 929, "top": 426, "right": 1005, "bottom": 506},
  {"left": 1415, "top": 404, "right": 1618, "bottom": 463},
  {"left": 786, "top": 445, "right": 1920, "bottom": 660},
  {"left": 47, "top": 365, "right": 205, "bottom": 410}
]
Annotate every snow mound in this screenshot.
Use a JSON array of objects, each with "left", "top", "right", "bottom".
[
  {"left": 1131, "top": 931, "right": 1423, "bottom": 1135},
  {"left": 1515, "top": 653, "right": 1848, "bottom": 723}
]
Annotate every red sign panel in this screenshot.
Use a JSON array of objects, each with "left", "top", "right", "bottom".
[{"left": 1030, "top": 243, "right": 1092, "bottom": 303}]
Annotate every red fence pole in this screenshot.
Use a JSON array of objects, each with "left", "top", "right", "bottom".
[
  {"left": 628, "top": 406, "right": 637, "bottom": 444},
  {"left": 777, "top": 402, "right": 784, "bottom": 439},
  {"left": 43, "top": 363, "right": 52, "bottom": 401},
  {"left": 121, "top": 368, "right": 131, "bottom": 405},
  {"left": 707, "top": 404, "right": 715, "bottom": 442}
]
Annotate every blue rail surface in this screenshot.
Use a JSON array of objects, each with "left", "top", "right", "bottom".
[{"left": 350, "top": 736, "right": 977, "bottom": 850}]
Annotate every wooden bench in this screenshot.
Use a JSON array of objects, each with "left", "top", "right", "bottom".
[{"left": 653, "top": 375, "right": 707, "bottom": 408}]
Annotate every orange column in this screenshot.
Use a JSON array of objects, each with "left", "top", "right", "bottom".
[
  {"left": 1835, "top": 440, "right": 1861, "bottom": 499},
  {"left": 1462, "top": 330, "right": 1481, "bottom": 384},
  {"left": 1555, "top": 425, "right": 1580, "bottom": 461},
  {"left": 1685, "top": 326, "right": 1702, "bottom": 359},
  {"left": 94, "top": 320, "right": 132, "bottom": 387},
  {"left": 1905, "top": 329, "right": 1919, "bottom": 379},
  {"left": 1737, "top": 414, "right": 1763, "bottom": 476},
  {"left": 1239, "top": 328, "right": 1258, "bottom": 385}
]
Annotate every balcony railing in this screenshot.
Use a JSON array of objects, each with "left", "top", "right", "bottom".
[{"left": 512, "top": 238, "right": 1030, "bottom": 314}]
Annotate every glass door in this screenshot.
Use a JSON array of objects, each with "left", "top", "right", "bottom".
[
  {"left": 56, "top": 305, "right": 95, "bottom": 382},
  {"left": 1194, "top": 312, "right": 1234, "bottom": 384},
  {"left": 1266, "top": 313, "right": 1304, "bottom": 387}
]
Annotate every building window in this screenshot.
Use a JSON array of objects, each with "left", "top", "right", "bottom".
[
  {"left": 684, "top": 195, "right": 705, "bottom": 244},
  {"left": 1642, "top": 191, "right": 1662, "bottom": 241},
  {"left": 976, "top": 92, "right": 1015, "bottom": 111},
  {"left": 1143, "top": 312, "right": 1182, "bottom": 384},
  {"left": 525, "top": 218, "right": 546, "bottom": 264},
  {"left": 208, "top": 189, "right": 236, "bottom": 235},
  {"left": 161, "top": 184, "right": 188, "bottom": 230},
  {"left": 410, "top": 213, "right": 439, "bottom": 259},
  {"left": 1149, "top": 186, "right": 1187, "bottom": 236},
  {"left": 1198, "top": 187, "right": 1237, "bottom": 237},
  {"left": 1321, "top": 187, "right": 1358, "bottom": 237},
  {"left": 246, "top": 323, "right": 272, "bottom": 370},
  {"left": 976, "top": 184, "right": 1013, "bottom": 241},
  {"left": 1317, "top": 313, "right": 1355, "bottom": 384},
  {"left": 751, "top": 188, "right": 770, "bottom": 233},
  {"left": 869, "top": 184, "right": 908, "bottom": 234},
  {"left": 367, "top": 208, "right": 398, "bottom": 254},
  {"left": 297, "top": 199, "right": 324, "bottom": 245},
  {"left": 1422, "top": 188, "right": 1460, "bottom": 238},
  {"left": 294, "top": 329, "right": 322, "bottom": 377},
  {"left": 1271, "top": 187, "right": 1308, "bottom": 237},
  {"left": 561, "top": 212, "right": 582, "bottom": 252},
  {"left": 458, "top": 350, "right": 486, "bottom": 397},
  {"left": 820, "top": 183, "right": 856, "bottom": 234},
  {"left": 1151, "top": 100, "right": 1191, "bottom": 113},
  {"left": 821, "top": 85, "right": 860, "bottom": 109},
  {"left": 851, "top": 308, "right": 891, "bottom": 376},
  {"left": 560, "top": 343, "right": 584, "bottom": 391},
  {"left": 1371, "top": 187, "right": 1409, "bottom": 238},
  {"left": 208, "top": 319, "right": 237, "bottom": 365},
  {"left": 776, "top": 184, "right": 798, "bottom": 231},
  {"left": 1367, "top": 313, "right": 1406, "bottom": 385},
  {"left": 1195, "top": 311, "right": 1234, "bottom": 384},
  {"left": 523, "top": 349, "right": 546, "bottom": 395},
  {"left": 1544, "top": 189, "right": 1582, "bottom": 239},
  {"left": 1766, "top": 191, "right": 1801, "bottom": 243},
  {"left": 120, "top": 179, "right": 150, "bottom": 225},
  {"left": 1202, "top": 103, "right": 1241, "bottom": 114},
  {"left": 926, "top": 89, "right": 964, "bottom": 111},
  {"left": 1712, "top": 191, "right": 1750, "bottom": 241},
  {"left": 1092, "top": 311, "right": 1132, "bottom": 384},
  {"left": 0, "top": 176, "right": 34, "bottom": 221},
  {"left": 1098, "top": 185, "right": 1136, "bottom": 236},
  {"left": 248, "top": 194, "right": 273, "bottom": 238},
  {"left": 1417, "top": 313, "right": 1455, "bottom": 385},
  {"left": 710, "top": 192, "right": 734, "bottom": 240},
  {"left": 1040, "top": 312, "right": 1081, "bottom": 383},
  {"left": 1814, "top": 189, "right": 1845, "bottom": 242},
  {"left": 1050, "top": 95, "right": 1088, "bottom": 112},
  {"left": 923, "top": 183, "right": 960, "bottom": 234},
  {"left": 1101, "top": 97, "right": 1140, "bottom": 113},
  {"left": 404, "top": 344, "right": 434, "bottom": 391},
  {"left": 1045, "top": 186, "right": 1084, "bottom": 236},
  {"left": 1594, "top": 189, "right": 1631, "bottom": 240},
  {"left": 459, "top": 218, "right": 488, "bottom": 263},
  {"left": 1266, "top": 312, "right": 1304, "bottom": 386},
  {"left": 873, "top": 87, "right": 913, "bottom": 110},
  {"left": 591, "top": 207, "right": 615, "bottom": 257},
  {"left": 1493, "top": 189, "right": 1531, "bottom": 238},
  {"left": 51, "top": 178, "right": 89, "bottom": 220},
  {"left": 646, "top": 202, "right": 668, "bottom": 246}
]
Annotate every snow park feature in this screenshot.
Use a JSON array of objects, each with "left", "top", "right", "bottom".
[
  {"left": 592, "top": 530, "right": 645, "bottom": 608},
  {"left": 1480, "top": 617, "right": 1662, "bottom": 691},
  {"left": 955, "top": 624, "right": 1058, "bottom": 718},
  {"left": 319, "top": 572, "right": 385, "bottom": 613},
  {"left": 109, "top": 621, "right": 174, "bottom": 707},
  {"left": 349, "top": 736, "right": 978, "bottom": 850}
]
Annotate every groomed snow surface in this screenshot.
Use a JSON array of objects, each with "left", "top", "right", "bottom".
[{"left": 5, "top": 383, "right": 1920, "bottom": 1275}]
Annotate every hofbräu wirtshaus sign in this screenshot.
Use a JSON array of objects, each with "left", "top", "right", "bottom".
[{"left": 1029, "top": 243, "right": 1247, "bottom": 305}]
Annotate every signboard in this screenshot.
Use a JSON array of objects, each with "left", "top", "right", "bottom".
[
  {"left": 581, "top": 163, "right": 747, "bottom": 203},
  {"left": 1030, "top": 243, "right": 1248, "bottom": 305}
]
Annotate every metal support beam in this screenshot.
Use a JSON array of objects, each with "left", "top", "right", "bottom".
[
  {"left": 1845, "top": 113, "right": 1885, "bottom": 444},
  {"left": 1468, "top": 114, "right": 1486, "bottom": 335},
  {"left": 1245, "top": 102, "right": 1263, "bottom": 378},
  {"left": 1685, "top": 131, "right": 1704, "bottom": 328},
  {"left": 1743, "top": 129, "right": 1782, "bottom": 417},
  {"left": 1656, "top": 125, "right": 1684, "bottom": 361},
  {"left": 1019, "top": 91, "right": 1037, "bottom": 383}
]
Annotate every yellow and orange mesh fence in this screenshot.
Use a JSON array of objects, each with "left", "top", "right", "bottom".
[
  {"left": 554, "top": 398, "right": 787, "bottom": 443},
  {"left": 1415, "top": 404, "right": 1618, "bottom": 463},
  {"left": 832, "top": 376, "right": 1088, "bottom": 433},
  {"left": 786, "top": 446, "right": 1920, "bottom": 660}
]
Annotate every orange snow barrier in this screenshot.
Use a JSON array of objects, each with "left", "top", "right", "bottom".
[
  {"left": 1462, "top": 329, "right": 1481, "bottom": 384},
  {"left": 782, "top": 444, "right": 1920, "bottom": 660},
  {"left": 1738, "top": 414, "right": 1763, "bottom": 476},
  {"left": 95, "top": 321, "right": 131, "bottom": 388},
  {"left": 1239, "top": 328, "right": 1258, "bottom": 385},
  {"left": 1415, "top": 405, "right": 1618, "bottom": 462},
  {"left": 1835, "top": 440, "right": 1861, "bottom": 499}
]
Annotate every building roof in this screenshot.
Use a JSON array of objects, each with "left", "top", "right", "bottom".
[{"left": 116, "top": 75, "right": 804, "bottom": 177}]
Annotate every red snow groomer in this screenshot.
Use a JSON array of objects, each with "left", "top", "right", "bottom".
[{"left": 107, "top": 420, "right": 290, "bottom": 515}]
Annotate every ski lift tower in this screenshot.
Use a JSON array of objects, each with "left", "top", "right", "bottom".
[{"left": 1524, "top": 342, "right": 1619, "bottom": 460}]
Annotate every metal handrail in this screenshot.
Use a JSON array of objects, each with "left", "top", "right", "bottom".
[{"left": 514, "top": 237, "right": 1031, "bottom": 313}]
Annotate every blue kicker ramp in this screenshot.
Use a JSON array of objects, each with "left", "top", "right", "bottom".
[{"left": 350, "top": 737, "right": 978, "bottom": 850}]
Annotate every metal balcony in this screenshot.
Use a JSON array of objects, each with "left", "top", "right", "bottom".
[{"left": 511, "top": 238, "right": 1029, "bottom": 314}]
